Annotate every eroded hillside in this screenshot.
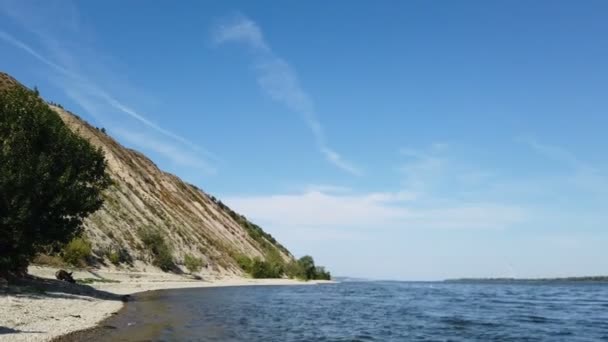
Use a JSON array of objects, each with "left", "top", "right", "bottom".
[
  {"left": 1, "top": 71, "right": 293, "bottom": 277},
  {"left": 54, "top": 107, "right": 292, "bottom": 276}
]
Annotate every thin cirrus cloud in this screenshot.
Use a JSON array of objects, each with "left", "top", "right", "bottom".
[
  {"left": 62, "top": 87, "right": 218, "bottom": 174},
  {"left": 212, "top": 14, "right": 362, "bottom": 176},
  {"left": 0, "top": 28, "right": 216, "bottom": 173},
  {"left": 518, "top": 137, "right": 608, "bottom": 195},
  {"left": 221, "top": 143, "right": 540, "bottom": 248},
  {"left": 0, "top": 30, "right": 74, "bottom": 77},
  {"left": 224, "top": 189, "right": 525, "bottom": 231}
]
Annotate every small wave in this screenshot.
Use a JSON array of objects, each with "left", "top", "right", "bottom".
[
  {"left": 440, "top": 316, "right": 475, "bottom": 328},
  {"left": 353, "top": 333, "right": 376, "bottom": 341},
  {"left": 518, "top": 315, "right": 551, "bottom": 324}
]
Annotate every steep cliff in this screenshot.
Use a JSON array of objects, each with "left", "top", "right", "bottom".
[{"left": 1, "top": 71, "right": 292, "bottom": 277}]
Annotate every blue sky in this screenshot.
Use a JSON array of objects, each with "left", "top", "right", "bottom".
[{"left": 1, "top": 1, "right": 607, "bottom": 280}]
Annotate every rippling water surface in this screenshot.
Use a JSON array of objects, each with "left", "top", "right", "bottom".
[{"left": 93, "top": 281, "right": 608, "bottom": 341}]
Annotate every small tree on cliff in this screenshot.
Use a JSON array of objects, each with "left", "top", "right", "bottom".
[{"left": 0, "top": 86, "right": 110, "bottom": 274}]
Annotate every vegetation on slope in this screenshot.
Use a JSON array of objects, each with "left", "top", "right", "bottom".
[
  {"left": 0, "top": 85, "right": 110, "bottom": 275},
  {"left": 212, "top": 197, "right": 290, "bottom": 257},
  {"left": 211, "top": 198, "right": 332, "bottom": 279},
  {"left": 138, "top": 228, "right": 175, "bottom": 271},
  {"left": 0, "top": 72, "right": 331, "bottom": 280},
  {"left": 184, "top": 254, "right": 205, "bottom": 273},
  {"left": 212, "top": 199, "right": 332, "bottom": 279}
]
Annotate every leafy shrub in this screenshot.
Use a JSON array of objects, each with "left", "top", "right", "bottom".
[
  {"left": 154, "top": 247, "right": 174, "bottom": 271},
  {"left": 285, "top": 260, "right": 305, "bottom": 279},
  {"left": 62, "top": 237, "right": 92, "bottom": 267},
  {"left": 297, "top": 255, "right": 316, "bottom": 280},
  {"left": 107, "top": 246, "right": 132, "bottom": 266},
  {"left": 314, "top": 266, "right": 331, "bottom": 280},
  {"left": 0, "top": 85, "right": 110, "bottom": 274},
  {"left": 235, "top": 254, "right": 253, "bottom": 272},
  {"left": 184, "top": 254, "right": 204, "bottom": 273},
  {"left": 108, "top": 251, "right": 121, "bottom": 265},
  {"left": 234, "top": 253, "right": 284, "bottom": 279},
  {"left": 265, "top": 249, "right": 285, "bottom": 276},
  {"left": 285, "top": 255, "right": 331, "bottom": 281},
  {"left": 249, "top": 258, "right": 272, "bottom": 278},
  {"left": 139, "top": 229, "right": 175, "bottom": 271}
]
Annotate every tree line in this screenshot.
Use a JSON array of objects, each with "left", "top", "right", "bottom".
[{"left": 237, "top": 253, "right": 331, "bottom": 280}]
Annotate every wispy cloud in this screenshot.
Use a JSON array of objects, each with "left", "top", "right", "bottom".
[
  {"left": 225, "top": 144, "right": 524, "bottom": 231},
  {"left": 213, "top": 16, "right": 269, "bottom": 52},
  {"left": 213, "top": 14, "right": 361, "bottom": 175},
  {"left": 225, "top": 188, "right": 524, "bottom": 231},
  {"left": 0, "top": 13, "right": 216, "bottom": 172},
  {"left": 91, "top": 88, "right": 215, "bottom": 158},
  {"left": 518, "top": 137, "right": 583, "bottom": 168},
  {"left": 0, "top": 30, "right": 73, "bottom": 76},
  {"left": 64, "top": 89, "right": 217, "bottom": 174},
  {"left": 303, "top": 184, "right": 353, "bottom": 194},
  {"left": 399, "top": 143, "right": 452, "bottom": 192},
  {"left": 520, "top": 138, "right": 608, "bottom": 195}
]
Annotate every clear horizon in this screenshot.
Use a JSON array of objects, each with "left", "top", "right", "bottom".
[{"left": 1, "top": 1, "right": 607, "bottom": 280}]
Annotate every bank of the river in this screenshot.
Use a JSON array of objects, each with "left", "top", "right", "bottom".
[{"left": 0, "top": 266, "right": 331, "bottom": 342}]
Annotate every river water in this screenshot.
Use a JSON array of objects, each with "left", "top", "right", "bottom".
[{"left": 87, "top": 281, "right": 608, "bottom": 341}]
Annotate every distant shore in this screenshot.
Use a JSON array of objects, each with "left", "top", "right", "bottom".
[
  {"left": 0, "top": 266, "right": 333, "bottom": 342},
  {"left": 444, "top": 276, "right": 608, "bottom": 283}
]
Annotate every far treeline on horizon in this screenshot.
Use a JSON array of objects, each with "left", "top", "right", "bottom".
[{"left": 1, "top": 0, "right": 608, "bottom": 281}]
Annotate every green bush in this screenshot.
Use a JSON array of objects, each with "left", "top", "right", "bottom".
[
  {"left": 284, "top": 255, "right": 331, "bottom": 281},
  {"left": 114, "top": 247, "right": 133, "bottom": 266},
  {"left": 297, "top": 255, "right": 316, "bottom": 280},
  {"left": 108, "top": 251, "right": 121, "bottom": 265},
  {"left": 154, "top": 247, "right": 174, "bottom": 271},
  {"left": 265, "top": 249, "right": 285, "bottom": 276},
  {"left": 249, "top": 258, "right": 272, "bottom": 278},
  {"left": 235, "top": 254, "right": 253, "bottom": 272},
  {"left": 139, "top": 229, "right": 175, "bottom": 271},
  {"left": 184, "top": 254, "right": 204, "bottom": 273},
  {"left": 62, "top": 237, "right": 92, "bottom": 267},
  {"left": 0, "top": 85, "right": 110, "bottom": 274},
  {"left": 233, "top": 253, "right": 283, "bottom": 279},
  {"left": 314, "top": 266, "right": 331, "bottom": 280},
  {"left": 285, "top": 260, "right": 305, "bottom": 279},
  {"left": 101, "top": 245, "right": 132, "bottom": 266}
]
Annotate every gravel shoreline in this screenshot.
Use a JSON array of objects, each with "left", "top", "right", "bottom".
[{"left": 1, "top": 266, "right": 330, "bottom": 342}]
